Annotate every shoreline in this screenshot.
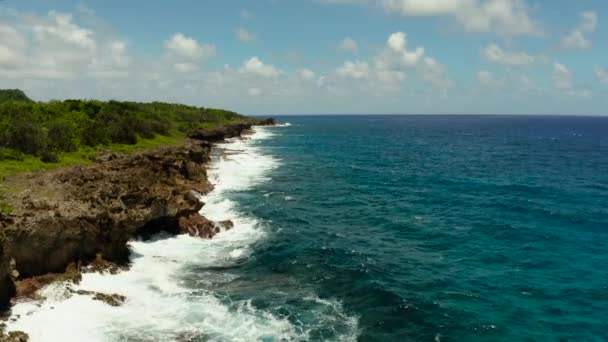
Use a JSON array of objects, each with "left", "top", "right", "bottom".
[
  {"left": 0, "top": 120, "right": 275, "bottom": 328},
  {"left": 1, "top": 121, "right": 287, "bottom": 341}
]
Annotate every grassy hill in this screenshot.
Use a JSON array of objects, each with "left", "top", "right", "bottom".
[
  {"left": 0, "top": 90, "right": 252, "bottom": 179},
  {"left": 0, "top": 89, "right": 33, "bottom": 104}
]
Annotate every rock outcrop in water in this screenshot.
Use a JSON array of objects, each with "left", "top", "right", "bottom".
[{"left": 0, "top": 120, "right": 274, "bottom": 309}]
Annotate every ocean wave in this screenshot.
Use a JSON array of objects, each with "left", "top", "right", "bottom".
[{"left": 4, "top": 126, "right": 358, "bottom": 341}]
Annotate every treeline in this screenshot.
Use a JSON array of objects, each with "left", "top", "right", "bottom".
[{"left": 0, "top": 92, "right": 247, "bottom": 163}]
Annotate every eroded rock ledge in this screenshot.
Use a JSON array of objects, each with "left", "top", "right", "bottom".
[{"left": 0, "top": 119, "right": 275, "bottom": 311}]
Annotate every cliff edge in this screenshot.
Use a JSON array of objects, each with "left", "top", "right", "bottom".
[{"left": 0, "top": 119, "right": 275, "bottom": 309}]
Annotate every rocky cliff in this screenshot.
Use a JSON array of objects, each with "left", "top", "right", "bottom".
[{"left": 0, "top": 120, "right": 274, "bottom": 309}]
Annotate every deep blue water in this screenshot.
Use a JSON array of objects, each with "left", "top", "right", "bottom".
[{"left": 222, "top": 116, "right": 608, "bottom": 341}]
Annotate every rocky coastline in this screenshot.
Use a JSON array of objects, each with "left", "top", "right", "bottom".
[{"left": 0, "top": 119, "right": 275, "bottom": 322}]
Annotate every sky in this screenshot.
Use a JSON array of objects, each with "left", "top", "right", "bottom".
[{"left": 0, "top": 0, "right": 607, "bottom": 115}]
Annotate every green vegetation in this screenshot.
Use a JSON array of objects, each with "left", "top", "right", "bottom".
[
  {"left": 0, "top": 89, "right": 251, "bottom": 180},
  {"left": 0, "top": 89, "right": 33, "bottom": 104}
]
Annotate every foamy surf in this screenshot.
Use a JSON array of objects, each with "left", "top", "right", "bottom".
[{"left": 3, "top": 125, "right": 357, "bottom": 341}]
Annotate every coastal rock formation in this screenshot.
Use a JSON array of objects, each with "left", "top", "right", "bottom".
[
  {"left": 0, "top": 120, "right": 274, "bottom": 308},
  {"left": 187, "top": 119, "right": 274, "bottom": 142},
  {"left": 0, "top": 330, "right": 28, "bottom": 342},
  {"left": 74, "top": 290, "right": 126, "bottom": 307}
]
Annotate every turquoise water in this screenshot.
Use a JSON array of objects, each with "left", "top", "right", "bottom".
[
  {"left": 219, "top": 116, "right": 608, "bottom": 341},
  {"left": 6, "top": 115, "right": 607, "bottom": 341}
]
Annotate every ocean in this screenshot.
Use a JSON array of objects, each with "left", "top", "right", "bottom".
[{"left": 6, "top": 115, "right": 608, "bottom": 341}]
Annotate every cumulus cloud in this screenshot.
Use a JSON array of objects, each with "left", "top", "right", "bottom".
[
  {"left": 0, "top": 10, "right": 132, "bottom": 80},
  {"left": 382, "top": 0, "right": 541, "bottom": 35},
  {"left": 236, "top": 28, "right": 257, "bottom": 43},
  {"left": 375, "top": 31, "right": 450, "bottom": 87},
  {"left": 336, "top": 61, "right": 370, "bottom": 79},
  {"left": 477, "top": 70, "right": 504, "bottom": 87},
  {"left": 247, "top": 87, "right": 262, "bottom": 96},
  {"left": 298, "top": 68, "right": 317, "bottom": 81},
  {"left": 0, "top": 24, "right": 27, "bottom": 69},
  {"left": 375, "top": 31, "right": 424, "bottom": 70},
  {"left": 561, "top": 11, "right": 598, "bottom": 49},
  {"left": 5, "top": 5, "right": 602, "bottom": 115},
  {"left": 165, "top": 33, "right": 214, "bottom": 61},
  {"left": 164, "top": 33, "right": 215, "bottom": 72},
  {"left": 239, "top": 57, "right": 281, "bottom": 78},
  {"left": 482, "top": 44, "right": 537, "bottom": 66},
  {"left": 332, "top": 31, "right": 450, "bottom": 90},
  {"left": 340, "top": 37, "right": 358, "bottom": 53},
  {"left": 553, "top": 62, "right": 573, "bottom": 90},
  {"left": 421, "top": 56, "right": 452, "bottom": 87},
  {"left": 595, "top": 67, "right": 608, "bottom": 84}
]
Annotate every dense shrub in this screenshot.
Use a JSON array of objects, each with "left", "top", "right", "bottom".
[
  {"left": 0, "top": 148, "right": 24, "bottom": 161},
  {"left": 4, "top": 108, "right": 44, "bottom": 155},
  {"left": 47, "top": 120, "right": 77, "bottom": 152},
  {"left": 39, "top": 149, "right": 59, "bottom": 163},
  {"left": 0, "top": 90, "right": 248, "bottom": 163}
]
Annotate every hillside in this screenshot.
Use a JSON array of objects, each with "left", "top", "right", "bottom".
[
  {"left": 0, "top": 89, "right": 33, "bottom": 104},
  {"left": 0, "top": 90, "right": 253, "bottom": 178}
]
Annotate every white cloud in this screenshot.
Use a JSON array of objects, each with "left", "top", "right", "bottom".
[
  {"left": 88, "top": 40, "right": 132, "bottom": 78},
  {"left": 165, "top": 33, "right": 215, "bottom": 61},
  {"left": 164, "top": 33, "right": 215, "bottom": 73},
  {"left": 239, "top": 57, "right": 281, "bottom": 78},
  {"left": 375, "top": 31, "right": 425, "bottom": 70},
  {"left": 340, "top": 37, "right": 358, "bottom": 53},
  {"left": 247, "top": 87, "right": 262, "bottom": 96},
  {"left": 4, "top": 6, "right": 604, "bottom": 115},
  {"left": 561, "top": 31, "right": 590, "bottom": 50},
  {"left": 332, "top": 31, "right": 450, "bottom": 89},
  {"left": 298, "top": 68, "right": 316, "bottom": 81},
  {"left": 561, "top": 11, "right": 597, "bottom": 49},
  {"left": 482, "top": 44, "right": 536, "bottom": 66},
  {"left": 579, "top": 11, "right": 598, "bottom": 32},
  {"left": 0, "top": 24, "right": 27, "bottom": 69},
  {"left": 32, "top": 11, "right": 96, "bottom": 51},
  {"left": 382, "top": 0, "right": 541, "bottom": 35},
  {"left": 553, "top": 62, "right": 573, "bottom": 90},
  {"left": 421, "top": 56, "right": 452, "bottom": 87},
  {"left": 477, "top": 70, "right": 503, "bottom": 87},
  {"left": 375, "top": 70, "right": 406, "bottom": 85},
  {"left": 595, "top": 67, "right": 608, "bottom": 84},
  {"left": 336, "top": 61, "right": 370, "bottom": 79},
  {"left": 0, "top": 10, "right": 134, "bottom": 80},
  {"left": 236, "top": 28, "right": 257, "bottom": 43},
  {"left": 30, "top": 11, "right": 97, "bottom": 76}
]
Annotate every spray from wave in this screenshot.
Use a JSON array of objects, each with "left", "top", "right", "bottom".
[{"left": 4, "top": 125, "right": 357, "bottom": 341}]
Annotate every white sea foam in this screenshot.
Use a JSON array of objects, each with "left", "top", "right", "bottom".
[{"left": 4, "top": 125, "right": 357, "bottom": 341}]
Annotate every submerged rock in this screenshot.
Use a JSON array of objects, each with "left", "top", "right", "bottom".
[
  {"left": 217, "top": 220, "right": 234, "bottom": 231},
  {"left": 74, "top": 290, "right": 126, "bottom": 307},
  {"left": 92, "top": 293, "right": 126, "bottom": 307},
  {"left": 14, "top": 264, "right": 82, "bottom": 300},
  {"left": 178, "top": 213, "right": 218, "bottom": 239}
]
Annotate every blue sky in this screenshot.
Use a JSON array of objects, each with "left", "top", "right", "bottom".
[{"left": 0, "top": 0, "right": 607, "bottom": 114}]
